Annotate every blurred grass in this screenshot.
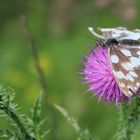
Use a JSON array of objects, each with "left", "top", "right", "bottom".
[{"left": 0, "top": 0, "right": 140, "bottom": 140}]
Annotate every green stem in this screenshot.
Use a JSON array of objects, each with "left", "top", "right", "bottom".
[
  {"left": 117, "top": 102, "right": 130, "bottom": 140},
  {"left": 20, "top": 15, "right": 48, "bottom": 101},
  {"left": 127, "top": 98, "right": 140, "bottom": 138},
  {"left": 117, "top": 98, "right": 140, "bottom": 140},
  {"left": 21, "top": 15, "right": 56, "bottom": 139},
  {"left": 0, "top": 103, "right": 35, "bottom": 140},
  {"left": 35, "top": 126, "right": 41, "bottom": 140}
]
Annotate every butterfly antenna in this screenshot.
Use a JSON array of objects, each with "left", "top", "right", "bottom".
[
  {"left": 88, "top": 27, "right": 105, "bottom": 40},
  {"left": 79, "top": 33, "right": 96, "bottom": 40}
]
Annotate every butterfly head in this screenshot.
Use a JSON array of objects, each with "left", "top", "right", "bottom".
[{"left": 105, "top": 38, "right": 118, "bottom": 46}]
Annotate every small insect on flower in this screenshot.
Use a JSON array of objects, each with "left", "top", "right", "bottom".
[{"left": 81, "top": 27, "right": 140, "bottom": 106}]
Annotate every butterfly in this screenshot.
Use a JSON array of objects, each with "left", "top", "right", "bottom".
[
  {"left": 88, "top": 27, "right": 140, "bottom": 97},
  {"left": 103, "top": 38, "right": 140, "bottom": 97}
]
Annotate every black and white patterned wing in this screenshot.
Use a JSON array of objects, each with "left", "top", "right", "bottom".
[
  {"left": 108, "top": 43, "right": 140, "bottom": 97},
  {"left": 99, "top": 27, "right": 140, "bottom": 41}
]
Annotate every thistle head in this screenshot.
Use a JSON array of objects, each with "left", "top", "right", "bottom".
[{"left": 81, "top": 43, "right": 130, "bottom": 106}]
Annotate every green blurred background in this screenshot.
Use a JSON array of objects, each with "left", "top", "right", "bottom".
[{"left": 0, "top": 0, "right": 140, "bottom": 139}]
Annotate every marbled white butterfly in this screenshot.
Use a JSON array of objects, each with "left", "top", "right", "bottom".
[{"left": 88, "top": 27, "right": 140, "bottom": 97}]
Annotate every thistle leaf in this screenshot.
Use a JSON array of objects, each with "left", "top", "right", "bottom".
[
  {"left": 54, "top": 104, "right": 95, "bottom": 140},
  {"left": 32, "top": 92, "right": 42, "bottom": 124},
  {"left": 54, "top": 103, "right": 80, "bottom": 132}
]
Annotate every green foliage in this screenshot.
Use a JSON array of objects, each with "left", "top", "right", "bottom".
[
  {"left": 29, "top": 92, "right": 50, "bottom": 139},
  {"left": 117, "top": 98, "right": 140, "bottom": 140},
  {"left": 127, "top": 98, "right": 140, "bottom": 137},
  {"left": 117, "top": 103, "right": 130, "bottom": 140},
  {"left": 0, "top": 84, "right": 48, "bottom": 140},
  {"left": 78, "top": 128, "right": 95, "bottom": 140},
  {"left": 54, "top": 104, "right": 95, "bottom": 140}
]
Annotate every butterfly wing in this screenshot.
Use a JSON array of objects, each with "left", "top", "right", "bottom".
[
  {"left": 100, "top": 27, "right": 140, "bottom": 41},
  {"left": 108, "top": 43, "right": 140, "bottom": 97}
]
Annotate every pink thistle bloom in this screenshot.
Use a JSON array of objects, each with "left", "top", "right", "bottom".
[{"left": 82, "top": 42, "right": 130, "bottom": 106}]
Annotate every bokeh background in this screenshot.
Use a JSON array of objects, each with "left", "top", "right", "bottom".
[{"left": 0, "top": 0, "right": 140, "bottom": 140}]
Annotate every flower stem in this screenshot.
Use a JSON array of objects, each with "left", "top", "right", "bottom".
[
  {"left": 127, "top": 98, "right": 140, "bottom": 138},
  {"left": 20, "top": 15, "right": 56, "bottom": 139},
  {"left": 0, "top": 102, "right": 35, "bottom": 140},
  {"left": 117, "top": 98, "right": 140, "bottom": 140},
  {"left": 20, "top": 15, "right": 48, "bottom": 99},
  {"left": 117, "top": 102, "right": 130, "bottom": 140}
]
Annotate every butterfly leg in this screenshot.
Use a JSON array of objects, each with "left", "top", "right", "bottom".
[
  {"left": 96, "top": 40, "right": 106, "bottom": 48},
  {"left": 129, "top": 87, "right": 140, "bottom": 102},
  {"left": 135, "top": 87, "right": 140, "bottom": 99},
  {"left": 129, "top": 88, "right": 137, "bottom": 96}
]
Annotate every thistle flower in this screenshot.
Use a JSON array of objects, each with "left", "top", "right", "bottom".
[{"left": 82, "top": 42, "right": 130, "bottom": 106}]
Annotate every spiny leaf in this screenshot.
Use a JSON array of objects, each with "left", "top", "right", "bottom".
[
  {"left": 32, "top": 92, "right": 42, "bottom": 124},
  {"left": 0, "top": 84, "right": 35, "bottom": 140},
  {"left": 41, "top": 129, "right": 51, "bottom": 138},
  {"left": 54, "top": 104, "right": 95, "bottom": 140},
  {"left": 54, "top": 103, "right": 80, "bottom": 132},
  {"left": 117, "top": 98, "right": 140, "bottom": 140},
  {"left": 30, "top": 92, "right": 49, "bottom": 139},
  {"left": 0, "top": 84, "right": 49, "bottom": 139},
  {"left": 78, "top": 128, "right": 95, "bottom": 140}
]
